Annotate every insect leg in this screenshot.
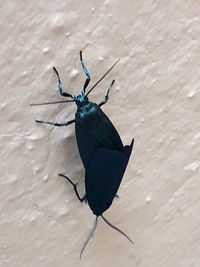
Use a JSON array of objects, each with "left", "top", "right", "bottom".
[
  {"left": 98, "top": 80, "right": 115, "bottom": 107},
  {"left": 58, "top": 174, "right": 86, "bottom": 202},
  {"left": 53, "top": 67, "right": 73, "bottom": 98},
  {"left": 35, "top": 119, "right": 75, "bottom": 127},
  {"left": 80, "top": 51, "right": 91, "bottom": 93}
]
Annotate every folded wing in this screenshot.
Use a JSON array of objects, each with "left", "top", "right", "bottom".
[{"left": 85, "top": 139, "right": 134, "bottom": 216}]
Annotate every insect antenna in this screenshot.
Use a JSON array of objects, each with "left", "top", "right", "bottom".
[
  {"left": 101, "top": 214, "right": 133, "bottom": 244},
  {"left": 86, "top": 58, "right": 120, "bottom": 97},
  {"left": 80, "top": 216, "right": 98, "bottom": 259},
  {"left": 30, "top": 100, "right": 75, "bottom": 106}
]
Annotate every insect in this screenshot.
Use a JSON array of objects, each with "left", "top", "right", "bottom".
[{"left": 32, "top": 51, "right": 134, "bottom": 258}]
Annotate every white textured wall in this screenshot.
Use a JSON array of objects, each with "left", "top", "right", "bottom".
[{"left": 1, "top": 1, "right": 200, "bottom": 266}]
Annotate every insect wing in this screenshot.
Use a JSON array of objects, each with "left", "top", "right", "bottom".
[
  {"left": 85, "top": 140, "right": 133, "bottom": 215},
  {"left": 75, "top": 104, "right": 124, "bottom": 169}
]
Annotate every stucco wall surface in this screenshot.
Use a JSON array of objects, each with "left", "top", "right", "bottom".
[{"left": 0, "top": 1, "right": 200, "bottom": 266}]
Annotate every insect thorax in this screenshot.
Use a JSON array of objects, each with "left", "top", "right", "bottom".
[{"left": 76, "top": 101, "right": 98, "bottom": 119}]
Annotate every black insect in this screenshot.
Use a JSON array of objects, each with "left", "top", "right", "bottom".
[{"left": 32, "top": 51, "right": 134, "bottom": 258}]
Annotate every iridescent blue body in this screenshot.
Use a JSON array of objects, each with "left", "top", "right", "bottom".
[
  {"left": 34, "top": 51, "right": 134, "bottom": 257},
  {"left": 75, "top": 100, "right": 123, "bottom": 169},
  {"left": 75, "top": 100, "right": 133, "bottom": 216}
]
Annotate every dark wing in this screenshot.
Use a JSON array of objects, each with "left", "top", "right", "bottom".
[
  {"left": 85, "top": 139, "right": 134, "bottom": 216},
  {"left": 75, "top": 104, "right": 124, "bottom": 169}
]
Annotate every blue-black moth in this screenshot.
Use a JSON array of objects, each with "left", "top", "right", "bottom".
[{"left": 32, "top": 51, "right": 134, "bottom": 258}]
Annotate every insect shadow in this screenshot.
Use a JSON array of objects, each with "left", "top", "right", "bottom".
[{"left": 31, "top": 51, "right": 134, "bottom": 258}]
